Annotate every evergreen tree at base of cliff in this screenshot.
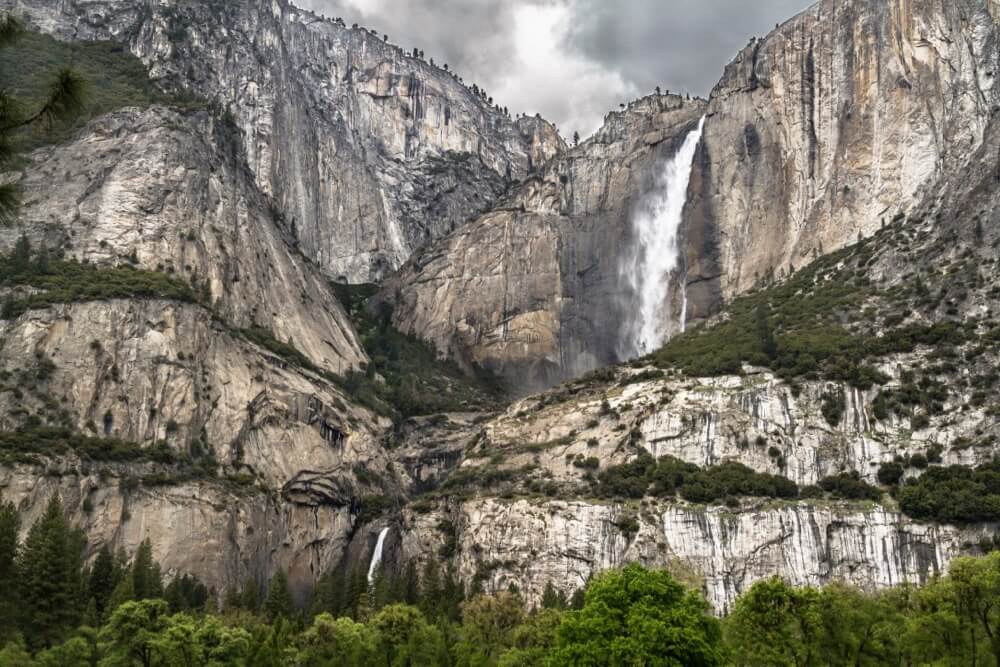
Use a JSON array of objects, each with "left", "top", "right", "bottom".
[
  {"left": 131, "top": 538, "right": 163, "bottom": 601},
  {"left": 263, "top": 569, "right": 295, "bottom": 622},
  {"left": 17, "top": 495, "right": 85, "bottom": 649},
  {"left": 0, "top": 498, "right": 20, "bottom": 640},
  {"left": 86, "top": 545, "right": 121, "bottom": 620}
]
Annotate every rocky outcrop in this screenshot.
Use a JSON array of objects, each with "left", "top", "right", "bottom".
[
  {"left": 463, "top": 361, "right": 998, "bottom": 489},
  {"left": 0, "top": 297, "right": 395, "bottom": 598},
  {"left": 372, "top": 345, "right": 998, "bottom": 611},
  {"left": 691, "top": 0, "right": 1000, "bottom": 298},
  {"left": 400, "top": 498, "right": 991, "bottom": 613},
  {"left": 0, "top": 299, "right": 387, "bottom": 484},
  {"left": 4, "top": 0, "right": 563, "bottom": 282},
  {"left": 382, "top": 95, "right": 707, "bottom": 391}
]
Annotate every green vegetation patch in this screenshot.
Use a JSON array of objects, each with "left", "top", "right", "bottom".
[
  {"left": 0, "top": 29, "right": 197, "bottom": 150},
  {"left": 1, "top": 238, "right": 195, "bottom": 319},
  {"left": 333, "top": 283, "right": 504, "bottom": 419},
  {"left": 0, "top": 426, "right": 175, "bottom": 465},
  {"left": 897, "top": 460, "right": 1000, "bottom": 523},
  {"left": 650, "top": 236, "right": 975, "bottom": 389},
  {"left": 594, "top": 453, "right": 800, "bottom": 504}
]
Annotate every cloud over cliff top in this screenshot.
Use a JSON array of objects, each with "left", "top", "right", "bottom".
[{"left": 294, "top": 0, "right": 809, "bottom": 137}]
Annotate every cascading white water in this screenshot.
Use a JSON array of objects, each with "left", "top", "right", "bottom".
[
  {"left": 619, "top": 116, "right": 705, "bottom": 359},
  {"left": 367, "top": 527, "right": 389, "bottom": 584}
]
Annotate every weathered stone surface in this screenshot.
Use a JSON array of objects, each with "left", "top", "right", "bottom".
[
  {"left": 0, "top": 464, "right": 353, "bottom": 601},
  {"left": 0, "top": 100, "right": 396, "bottom": 593},
  {"left": 2, "top": 0, "right": 999, "bottom": 611},
  {"left": 400, "top": 498, "right": 991, "bottom": 613},
  {"left": 0, "top": 299, "right": 389, "bottom": 485},
  {"left": 5, "top": 106, "right": 365, "bottom": 376},
  {"left": 4, "top": 0, "right": 564, "bottom": 282},
  {"left": 0, "top": 298, "right": 398, "bottom": 597},
  {"left": 382, "top": 348, "right": 997, "bottom": 610},
  {"left": 463, "top": 359, "right": 997, "bottom": 489},
  {"left": 382, "top": 95, "right": 707, "bottom": 391},
  {"left": 692, "top": 0, "right": 1000, "bottom": 298}
]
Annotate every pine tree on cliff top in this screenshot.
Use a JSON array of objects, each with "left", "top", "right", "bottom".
[{"left": 0, "top": 13, "right": 87, "bottom": 223}]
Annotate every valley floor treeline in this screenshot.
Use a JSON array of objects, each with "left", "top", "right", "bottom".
[{"left": 1, "top": 494, "right": 999, "bottom": 666}]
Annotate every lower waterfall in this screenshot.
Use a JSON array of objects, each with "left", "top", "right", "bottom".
[
  {"left": 367, "top": 527, "right": 390, "bottom": 584},
  {"left": 619, "top": 116, "right": 705, "bottom": 359}
]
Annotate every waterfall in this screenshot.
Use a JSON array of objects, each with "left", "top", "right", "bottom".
[
  {"left": 619, "top": 116, "right": 705, "bottom": 359},
  {"left": 367, "top": 527, "right": 389, "bottom": 584}
]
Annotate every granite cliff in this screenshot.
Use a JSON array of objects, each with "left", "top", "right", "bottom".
[
  {"left": 381, "top": 95, "right": 708, "bottom": 391},
  {"left": 387, "top": 0, "right": 1000, "bottom": 385},
  {"left": 3, "top": 0, "right": 563, "bottom": 282},
  {"left": 0, "top": 0, "right": 997, "bottom": 613}
]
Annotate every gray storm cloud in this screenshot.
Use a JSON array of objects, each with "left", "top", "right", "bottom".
[{"left": 294, "top": 0, "right": 811, "bottom": 137}]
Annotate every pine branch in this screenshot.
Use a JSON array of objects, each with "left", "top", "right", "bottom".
[
  {"left": 0, "top": 183, "right": 20, "bottom": 225},
  {"left": 0, "top": 14, "right": 23, "bottom": 49},
  {"left": 3, "top": 67, "right": 88, "bottom": 131}
]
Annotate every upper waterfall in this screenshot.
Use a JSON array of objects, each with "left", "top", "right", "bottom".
[
  {"left": 619, "top": 116, "right": 705, "bottom": 359},
  {"left": 367, "top": 527, "right": 390, "bottom": 584}
]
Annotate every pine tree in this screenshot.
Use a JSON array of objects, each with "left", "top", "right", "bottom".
[
  {"left": 17, "top": 495, "right": 84, "bottom": 648},
  {"left": 164, "top": 573, "right": 209, "bottom": 613},
  {"left": 541, "top": 581, "right": 568, "bottom": 610},
  {"left": 403, "top": 560, "right": 420, "bottom": 606},
  {"left": 263, "top": 570, "right": 294, "bottom": 622},
  {"left": 0, "top": 498, "right": 20, "bottom": 640},
  {"left": 442, "top": 567, "right": 465, "bottom": 622},
  {"left": 107, "top": 566, "right": 135, "bottom": 614},
  {"left": 420, "top": 561, "right": 442, "bottom": 619},
  {"left": 755, "top": 304, "right": 778, "bottom": 361},
  {"left": 10, "top": 234, "right": 30, "bottom": 275},
  {"left": 131, "top": 539, "right": 162, "bottom": 600},
  {"left": 345, "top": 564, "right": 367, "bottom": 619},
  {"left": 371, "top": 569, "right": 392, "bottom": 610},
  {"left": 240, "top": 576, "right": 260, "bottom": 612},
  {"left": 223, "top": 585, "right": 242, "bottom": 612},
  {"left": 87, "top": 544, "right": 120, "bottom": 618},
  {"left": 310, "top": 569, "right": 343, "bottom": 617},
  {"left": 0, "top": 13, "right": 88, "bottom": 223},
  {"left": 81, "top": 597, "right": 99, "bottom": 629}
]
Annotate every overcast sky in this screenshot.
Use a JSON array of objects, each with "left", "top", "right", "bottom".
[{"left": 295, "top": 0, "right": 811, "bottom": 138}]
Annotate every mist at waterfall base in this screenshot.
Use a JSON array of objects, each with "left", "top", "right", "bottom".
[{"left": 618, "top": 117, "right": 705, "bottom": 360}]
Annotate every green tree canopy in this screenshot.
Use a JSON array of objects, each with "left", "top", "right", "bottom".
[{"left": 547, "top": 563, "right": 723, "bottom": 666}]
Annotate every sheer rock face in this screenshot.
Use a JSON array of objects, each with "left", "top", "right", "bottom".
[
  {"left": 5, "top": 106, "right": 364, "bottom": 376},
  {"left": 401, "top": 498, "right": 990, "bottom": 613},
  {"left": 4, "top": 0, "right": 563, "bottom": 282},
  {"left": 692, "top": 0, "right": 1000, "bottom": 299},
  {"left": 381, "top": 96, "right": 708, "bottom": 392},
  {"left": 0, "top": 106, "right": 392, "bottom": 596},
  {"left": 0, "top": 299, "right": 386, "bottom": 486},
  {"left": 381, "top": 0, "right": 1000, "bottom": 389},
  {"left": 0, "top": 465, "right": 354, "bottom": 601}
]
